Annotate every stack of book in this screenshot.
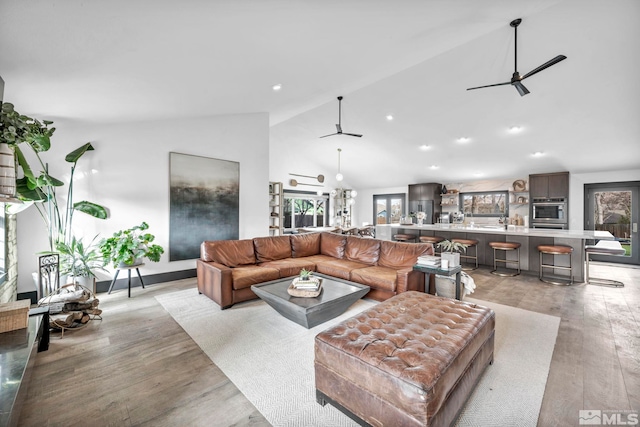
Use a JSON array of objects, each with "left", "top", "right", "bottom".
[{"left": 417, "top": 255, "right": 441, "bottom": 267}]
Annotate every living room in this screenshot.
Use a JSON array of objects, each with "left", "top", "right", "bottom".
[{"left": 1, "top": 1, "right": 639, "bottom": 426}]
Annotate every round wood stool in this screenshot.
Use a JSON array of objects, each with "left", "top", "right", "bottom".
[
  {"left": 537, "top": 245, "right": 574, "bottom": 285},
  {"left": 394, "top": 233, "right": 416, "bottom": 243},
  {"left": 419, "top": 236, "right": 444, "bottom": 252},
  {"left": 453, "top": 238, "right": 479, "bottom": 270},
  {"left": 489, "top": 241, "right": 521, "bottom": 276}
]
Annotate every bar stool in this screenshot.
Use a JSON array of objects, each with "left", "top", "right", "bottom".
[
  {"left": 453, "top": 238, "right": 478, "bottom": 270},
  {"left": 419, "top": 236, "right": 444, "bottom": 253},
  {"left": 394, "top": 233, "right": 416, "bottom": 243},
  {"left": 488, "top": 241, "right": 521, "bottom": 276},
  {"left": 538, "top": 245, "right": 573, "bottom": 285},
  {"left": 585, "top": 240, "right": 625, "bottom": 287}
]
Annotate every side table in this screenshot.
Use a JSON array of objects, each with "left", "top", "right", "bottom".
[
  {"left": 108, "top": 263, "right": 145, "bottom": 298},
  {"left": 412, "top": 264, "right": 463, "bottom": 300}
]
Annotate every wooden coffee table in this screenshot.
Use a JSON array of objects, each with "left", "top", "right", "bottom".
[{"left": 251, "top": 273, "right": 370, "bottom": 328}]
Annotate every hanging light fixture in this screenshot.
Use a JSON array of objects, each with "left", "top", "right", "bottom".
[{"left": 335, "top": 148, "right": 343, "bottom": 182}]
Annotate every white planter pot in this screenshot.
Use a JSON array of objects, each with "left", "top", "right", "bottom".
[
  {"left": 62, "top": 275, "right": 96, "bottom": 293},
  {"left": 441, "top": 252, "right": 460, "bottom": 267}
]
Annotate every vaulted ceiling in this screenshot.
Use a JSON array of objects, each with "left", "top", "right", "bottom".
[{"left": 1, "top": 0, "right": 639, "bottom": 190}]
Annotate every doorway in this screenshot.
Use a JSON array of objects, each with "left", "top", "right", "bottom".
[{"left": 584, "top": 182, "right": 639, "bottom": 265}]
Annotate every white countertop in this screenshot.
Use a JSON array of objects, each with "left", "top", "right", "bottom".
[{"left": 376, "top": 223, "right": 614, "bottom": 240}]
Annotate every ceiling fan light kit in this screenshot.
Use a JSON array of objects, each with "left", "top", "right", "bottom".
[
  {"left": 467, "top": 18, "right": 567, "bottom": 96},
  {"left": 319, "top": 96, "right": 363, "bottom": 138}
]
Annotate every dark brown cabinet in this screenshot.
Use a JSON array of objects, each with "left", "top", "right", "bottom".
[
  {"left": 408, "top": 183, "right": 442, "bottom": 224},
  {"left": 529, "top": 172, "right": 569, "bottom": 199}
]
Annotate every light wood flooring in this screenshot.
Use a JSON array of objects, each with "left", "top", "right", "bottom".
[{"left": 18, "top": 263, "right": 639, "bottom": 427}]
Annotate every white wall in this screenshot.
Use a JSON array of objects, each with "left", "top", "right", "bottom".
[{"left": 16, "top": 113, "right": 269, "bottom": 293}]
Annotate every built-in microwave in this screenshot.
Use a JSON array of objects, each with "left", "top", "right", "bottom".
[{"left": 532, "top": 198, "right": 567, "bottom": 225}]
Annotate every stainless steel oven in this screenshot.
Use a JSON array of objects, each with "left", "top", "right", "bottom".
[{"left": 532, "top": 198, "right": 567, "bottom": 228}]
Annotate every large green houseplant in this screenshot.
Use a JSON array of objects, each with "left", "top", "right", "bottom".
[
  {"left": 100, "top": 222, "right": 164, "bottom": 268},
  {"left": 1, "top": 102, "right": 108, "bottom": 251}
]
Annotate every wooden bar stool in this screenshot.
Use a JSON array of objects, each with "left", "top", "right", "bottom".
[
  {"left": 585, "top": 240, "right": 625, "bottom": 287},
  {"left": 453, "top": 238, "right": 478, "bottom": 270},
  {"left": 538, "top": 245, "right": 573, "bottom": 285},
  {"left": 489, "top": 241, "right": 521, "bottom": 276},
  {"left": 419, "top": 236, "right": 444, "bottom": 253},
  {"left": 394, "top": 233, "right": 416, "bottom": 243}
]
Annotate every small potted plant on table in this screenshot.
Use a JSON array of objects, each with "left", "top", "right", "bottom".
[
  {"left": 99, "top": 222, "right": 164, "bottom": 268},
  {"left": 436, "top": 239, "right": 468, "bottom": 268}
]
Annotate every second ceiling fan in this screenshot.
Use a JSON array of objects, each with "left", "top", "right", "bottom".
[
  {"left": 319, "top": 96, "right": 363, "bottom": 138},
  {"left": 467, "top": 18, "right": 567, "bottom": 96}
]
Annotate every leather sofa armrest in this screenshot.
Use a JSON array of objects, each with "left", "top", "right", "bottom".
[
  {"left": 395, "top": 268, "right": 426, "bottom": 294},
  {"left": 196, "top": 259, "right": 234, "bottom": 309}
]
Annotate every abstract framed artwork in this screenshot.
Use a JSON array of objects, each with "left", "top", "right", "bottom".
[{"left": 169, "top": 152, "right": 239, "bottom": 261}]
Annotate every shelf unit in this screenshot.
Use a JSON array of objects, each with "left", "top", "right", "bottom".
[
  {"left": 269, "top": 181, "right": 283, "bottom": 236},
  {"left": 440, "top": 193, "right": 459, "bottom": 207}
]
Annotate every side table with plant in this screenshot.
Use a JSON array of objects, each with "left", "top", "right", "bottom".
[{"left": 100, "top": 222, "right": 164, "bottom": 268}]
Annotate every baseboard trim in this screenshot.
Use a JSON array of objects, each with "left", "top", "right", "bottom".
[{"left": 95, "top": 269, "right": 197, "bottom": 293}]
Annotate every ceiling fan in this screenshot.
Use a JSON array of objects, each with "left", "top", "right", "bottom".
[
  {"left": 319, "top": 96, "right": 363, "bottom": 138},
  {"left": 467, "top": 18, "right": 567, "bottom": 96}
]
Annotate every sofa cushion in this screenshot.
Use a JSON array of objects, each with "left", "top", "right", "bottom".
[
  {"left": 378, "top": 240, "right": 433, "bottom": 269},
  {"left": 320, "top": 232, "right": 347, "bottom": 259},
  {"left": 253, "top": 236, "right": 292, "bottom": 262},
  {"left": 231, "top": 265, "right": 280, "bottom": 290},
  {"left": 345, "top": 236, "right": 380, "bottom": 265},
  {"left": 201, "top": 239, "right": 256, "bottom": 267},
  {"left": 315, "top": 258, "right": 370, "bottom": 281},
  {"left": 259, "top": 258, "right": 316, "bottom": 277},
  {"left": 350, "top": 266, "right": 397, "bottom": 292},
  {"left": 291, "top": 233, "right": 321, "bottom": 258}
]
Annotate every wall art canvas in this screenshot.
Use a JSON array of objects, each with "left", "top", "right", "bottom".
[{"left": 169, "top": 152, "right": 239, "bottom": 261}]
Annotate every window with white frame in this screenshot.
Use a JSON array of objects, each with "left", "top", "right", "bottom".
[{"left": 283, "top": 191, "right": 329, "bottom": 232}]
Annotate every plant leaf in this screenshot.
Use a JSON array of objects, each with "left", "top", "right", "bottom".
[
  {"left": 73, "top": 201, "right": 108, "bottom": 219},
  {"left": 29, "top": 134, "right": 51, "bottom": 152},
  {"left": 15, "top": 177, "right": 47, "bottom": 201},
  {"left": 65, "top": 142, "right": 94, "bottom": 163}
]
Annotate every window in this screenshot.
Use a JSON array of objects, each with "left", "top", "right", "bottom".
[
  {"left": 460, "top": 191, "right": 508, "bottom": 217},
  {"left": 373, "top": 193, "right": 405, "bottom": 224},
  {"left": 283, "top": 191, "right": 329, "bottom": 232}
]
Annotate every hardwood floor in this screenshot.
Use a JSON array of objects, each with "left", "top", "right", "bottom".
[{"left": 19, "top": 263, "right": 639, "bottom": 426}]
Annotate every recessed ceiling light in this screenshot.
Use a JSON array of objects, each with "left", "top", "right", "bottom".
[
  {"left": 272, "top": 83, "right": 282, "bottom": 91},
  {"left": 419, "top": 144, "right": 430, "bottom": 151},
  {"left": 386, "top": 115, "right": 394, "bottom": 121},
  {"left": 456, "top": 137, "right": 471, "bottom": 143},
  {"left": 532, "top": 151, "right": 545, "bottom": 157},
  {"left": 508, "top": 125, "right": 523, "bottom": 133},
  {"left": 429, "top": 165, "right": 440, "bottom": 170}
]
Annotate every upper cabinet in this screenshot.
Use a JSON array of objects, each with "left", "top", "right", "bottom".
[
  {"left": 529, "top": 172, "right": 569, "bottom": 199},
  {"left": 408, "top": 183, "right": 442, "bottom": 201}
]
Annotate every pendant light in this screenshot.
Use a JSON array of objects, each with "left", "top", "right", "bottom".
[{"left": 336, "top": 148, "right": 343, "bottom": 182}]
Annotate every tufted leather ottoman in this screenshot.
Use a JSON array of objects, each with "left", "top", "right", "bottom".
[{"left": 315, "top": 291, "right": 495, "bottom": 426}]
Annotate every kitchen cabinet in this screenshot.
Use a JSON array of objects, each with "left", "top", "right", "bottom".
[{"left": 529, "top": 172, "right": 569, "bottom": 199}]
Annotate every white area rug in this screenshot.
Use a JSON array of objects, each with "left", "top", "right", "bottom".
[{"left": 156, "top": 290, "right": 560, "bottom": 427}]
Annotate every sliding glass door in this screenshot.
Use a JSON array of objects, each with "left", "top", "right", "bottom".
[{"left": 585, "top": 182, "right": 639, "bottom": 264}]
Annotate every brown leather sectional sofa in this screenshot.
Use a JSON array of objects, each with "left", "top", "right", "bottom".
[{"left": 197, "top": 232, "right": 434, "bottom": 309}]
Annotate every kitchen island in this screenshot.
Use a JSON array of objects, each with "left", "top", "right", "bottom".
[{"left": 376, "top": 224, "right": 614, "bottom": 283}]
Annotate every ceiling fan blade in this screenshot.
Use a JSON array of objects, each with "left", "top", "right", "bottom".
[
  {"left": 342, "top": 133, "right": 363, "bottom": 138},
  {"left": 466, "top": 81, "right": 511, "bottom": 91},
  {"left": 319, "top": 133, "right": 338, "bottom": 139},
  {"left": 513, "top": 81, "right": 530, "bottom": 96},
  {"left": 521, "top": 55, "right": 567, "bottom": 80}
]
